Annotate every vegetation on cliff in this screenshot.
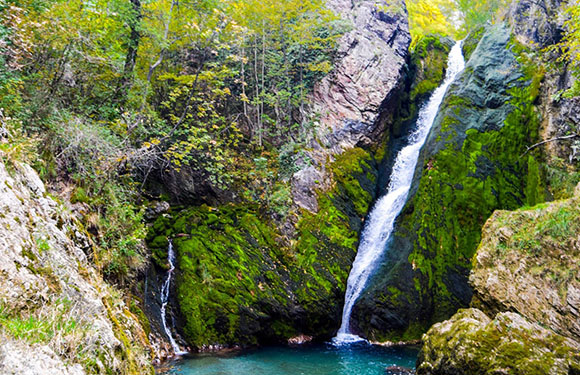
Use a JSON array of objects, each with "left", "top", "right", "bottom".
[
  {"left": 147, "top": 147, "right": 378, "bottom": 347},
  {"left": 417, "top": 185, "right": 580, "bottom": 374}
]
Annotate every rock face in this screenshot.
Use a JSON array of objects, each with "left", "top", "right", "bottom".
[
  {"left": 470, "top": 189, "right": 580, "bottom": 341},
  {"left": 0, "top": 160, "right": 153, "bottom": 374},
  {"left": 417, "top": 309, "right": 580, "bottom": 375},
  {"left": 353, "top": 23, "right": 542, "bottom": 341},
  {"left": 416, "top": 186, "right": 580, "bottom": 374},
  {"left": 312, "top": 0, "right": 410, "bottom": 147},
  {"left": 293, "top": 0, "right": 411, "bottom": 213},
  {"left": 148, "top": 147, "right": 379, "bottom": 347}
]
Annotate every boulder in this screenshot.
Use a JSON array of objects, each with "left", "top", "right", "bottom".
[{"left": 417, "top": 309, "right": 580, "bottom": 375}]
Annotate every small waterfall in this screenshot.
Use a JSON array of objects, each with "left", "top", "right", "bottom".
[
  {"left": 333, "top": 41, "right": 465, "bottom": 344},
  {"left": 160, "top": 240, "right": 186, "bottom": 355}
]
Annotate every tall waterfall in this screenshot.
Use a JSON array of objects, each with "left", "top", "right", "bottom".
[
  {"left": 160, "top": 240, "right": 186, "bottom": 355},
  {"left": 333, "top": 41, "right": 465, "bottom": 344}
]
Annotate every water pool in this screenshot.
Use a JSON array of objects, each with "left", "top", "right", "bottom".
[{"left": 162, "top": 343, "right": 418, "bottom": 375}]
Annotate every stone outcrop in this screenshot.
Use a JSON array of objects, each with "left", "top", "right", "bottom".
[
  {"left": 312, "top": 0, "right": 410, "bottom": 146},
  {"left": 416, "top": 185, "right": 580, "bottom": 374},
  {"left": 0, "top": 159, "right": 153, "bottom": 374},
  {"left": 417, "top": 309, "right": 580, "bottom": 375},
  {"left": 470, "top": 192, "right": 580, "bottom": 340},
  {"left": 292, "top": 0, "right": 411, "bottom": 213}
]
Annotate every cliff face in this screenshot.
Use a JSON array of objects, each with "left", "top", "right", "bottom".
[
  {"left": 416, "top": 185, "right": 580, "bottom": 374},
  {"left": 0, "top": 159, "right": 152, "bottom": 374},
  {"left": 146, "top": 0, "right": 412, "bottom": 349},
  {"left": 353, "top": 23, "right": 541, "bottom": 340},
  {"left": 349, "top": 0, "right": 580, "bottom": 342},
  {"left": 292, "top": 0, "right": 410, "bottom": 213}
]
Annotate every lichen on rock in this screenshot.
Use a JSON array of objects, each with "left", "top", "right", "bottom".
[{"left": 0, "top": 159, "right": 153, "bottom": 374}]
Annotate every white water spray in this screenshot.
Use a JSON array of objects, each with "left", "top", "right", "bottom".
[
  {"left": 160, "top": 240, "right": 187, "bottom": 355},
  {"left": 333, "top": 41, "right": 465, "bottom": 344}
]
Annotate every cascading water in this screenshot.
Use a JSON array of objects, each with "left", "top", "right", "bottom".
[
  {"left": 160, "top": 240, "right": 186, "bottom": 355},
  {"left": 333, "top": 41, "right": 465, "bottom": 344}
]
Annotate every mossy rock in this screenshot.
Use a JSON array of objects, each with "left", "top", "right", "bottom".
[
  {"left": 146, "top": 147, "right": 378, "bottom": 348},
  {"left": 417, "top": 308, "right": 580, "bottom": 375},
  {"left": 352, "top": 24, "right": 548, "bottom": 341},
  {"left": 410, "top": 34, "right": 454, "bottom": 103}
]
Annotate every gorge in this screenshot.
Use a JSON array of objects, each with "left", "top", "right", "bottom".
[{"left": 0, "top": 0, "right": 579, "bottom": 373}]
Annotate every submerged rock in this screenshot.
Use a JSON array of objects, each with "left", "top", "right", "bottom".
[{"left": 385, "top": 365, "right": 416, "bottom": 375}]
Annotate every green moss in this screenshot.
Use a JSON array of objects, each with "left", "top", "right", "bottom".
[
  {"left": 410, "top": 35, "right": 452, "bottom": 102},
  {"left": 461, "top": 26, "right": 485, "bottom": 61},
  {"left": 146, "top": 147, "right": 378, "bottom": 348},
  {"left": 372, "top": 35, "right": 548, "bottom": 340}
]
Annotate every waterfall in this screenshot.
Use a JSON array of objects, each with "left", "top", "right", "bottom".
[
  {"left": 160, "top": 240, "right": 186, "bottom": 355},
  {"left": 333, "top": 41, "right": 465, "bottom": 344}
]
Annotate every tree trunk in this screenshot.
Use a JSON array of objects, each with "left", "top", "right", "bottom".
[{"left": 116, "top": 0, "right": 142, "bottom": 105}]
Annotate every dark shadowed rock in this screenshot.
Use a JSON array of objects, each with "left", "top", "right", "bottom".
[{"left": 386, "top": 365, "right": 415, "bottom": 375}]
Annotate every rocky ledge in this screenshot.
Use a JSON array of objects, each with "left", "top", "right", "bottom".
[
  {"left": 416, "top": 184, "right": 580, "bottom": 374},
  {"left": 0, "top": 159, "right": 152, "bottom": 374}
]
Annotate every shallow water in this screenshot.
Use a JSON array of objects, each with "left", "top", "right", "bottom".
[{"left": 164, "top": 343, "right": 418, "bottom": 375}]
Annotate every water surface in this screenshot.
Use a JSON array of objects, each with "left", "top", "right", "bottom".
[{"left": 165, "top": 343, "right": 418, "bottom": 375}]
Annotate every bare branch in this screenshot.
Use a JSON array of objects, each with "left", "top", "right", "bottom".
[{"left": 521, "top": 134, "right": 580, "bottom": 157}]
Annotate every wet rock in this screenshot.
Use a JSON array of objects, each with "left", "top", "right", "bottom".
[
  {"left": 385, "top": 365, "right": 415, "bottom": 375},
  {"left": 288, "top": 334, "right": 314, "bottom": 345}
]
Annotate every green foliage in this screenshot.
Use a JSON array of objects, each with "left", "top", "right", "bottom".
[
  {"left": 456, "top": 0, "right": 505, "bottom": 34},
  {"left": 549, "top": 0, "right": 580, "bottom": 97},
  {"left": 407, "top": 0, "right": 457, "bottom": 48}
]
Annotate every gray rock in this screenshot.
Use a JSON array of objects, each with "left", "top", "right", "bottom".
[
  {"left": 145, "top": 200, "right": 170, "bottom": 221},
  {"left": 291, "top": 0, "right": 410, "bottom": 213},
  {"left": 506, "top": 0, "right": 564, "bottom": 48},
  {"left": 0, "top": 160, "right": 152, "bottom": 372}
]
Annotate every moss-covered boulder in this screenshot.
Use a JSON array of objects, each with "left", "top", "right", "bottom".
[
  {"left": 470, "top": 186, "right": 580, "bottom": 340},
  {"left": 147, "top": 147, "right": 378, "bottom": 348},
  {"left": 416, "top": 308, "right": 580, "bottom": 375},
  {"left": 352, "top": 24, "right": 547, "bottom": 341},
  {"left": 417, "top": 186, "right": 580, "bottom": 374}
]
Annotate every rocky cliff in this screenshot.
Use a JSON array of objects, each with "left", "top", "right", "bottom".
[
  {"left": 348, "top": 0, "right": 580, "bottom": 342},
  {"left": 146, "top": 0, "right": 412, "bottom": 349},
  {"left": 353, "top": 22, "right": 542, "bottom": 341},
  {"left": 0, "top": 158, "right": 153, "bottom": 374},
  {"left": 416, "top": 184, "right": 580, "bottom": 374}
]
